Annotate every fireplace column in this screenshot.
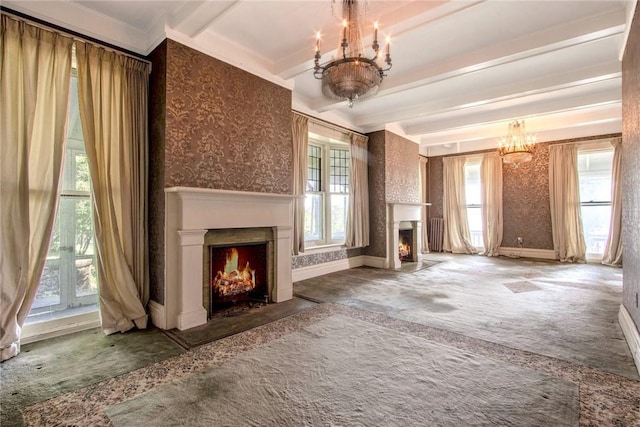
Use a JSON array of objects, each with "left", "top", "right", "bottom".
[{"left": 177, "top": 229, "right": 208, "bottom": 330}]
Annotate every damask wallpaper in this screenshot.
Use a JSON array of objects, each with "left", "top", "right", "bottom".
[
  {"left": 385, "top": 131, "right": 420, "bottom": 203},
  {"left": 148, "top": 39, "right": 294, "bottom": 305},
  {"left": 364, "top": 131, "right": 387, "bottom": 258},
  {"left": 292, "top": 248, "right": 363, "bottom": 269},
  {"left": 149, "top": 40, "right": 168, "bottom": 304},
  {"left": 621, "top": 5, "right": 640, "bottom": 328},
  {"left": 164, "top": 40, "right": 293, "bottom": 193}
]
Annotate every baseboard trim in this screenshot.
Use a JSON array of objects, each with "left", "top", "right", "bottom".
[
  {"left": 292, "top": 256, "right": 365, "bottom": 282},
  {"left": 363, "top": 255, "right": 386, "bottom": 269},
  {"left": 148, "top": 299, "right": 167, "bottom": 330},
  {"left": 21, "top": 311, "right": 101, "bottom": 345},
  {"left": 498, "top": 247, "right": 556, "bottom": 260},
  {"left": 619, "top": 304, "right": 640, "bottom": 377}
]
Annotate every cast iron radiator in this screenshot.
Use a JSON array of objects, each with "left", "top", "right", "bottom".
[{"left": 429, "top": 218, "right": 444, "bottom": 252}]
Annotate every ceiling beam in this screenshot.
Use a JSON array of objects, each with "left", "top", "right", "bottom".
[
  {"left": 170, "top": 1, "right": 239, "bottom": 39},
  {"left": 311, "top": 9, "right": 625, "bottom": 113}
]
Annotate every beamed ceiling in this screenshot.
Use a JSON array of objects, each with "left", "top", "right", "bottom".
[{"left": 5, "top": 0, "right": 637, "bottom": 155}]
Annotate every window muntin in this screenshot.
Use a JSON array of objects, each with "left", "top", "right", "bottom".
[
  {"left": 578, "top": 149, "right": 613, "bottom": 256},
  {"left": 304, "top": 130, "right": 350, "bottom": 247}
]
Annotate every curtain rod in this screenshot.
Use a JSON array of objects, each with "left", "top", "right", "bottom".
[
  {"left": 293, "top": 110, "right": 366, "bottom": 137},
  {"left": 1, "top": 8, "right": 152, "bottom": 69}
]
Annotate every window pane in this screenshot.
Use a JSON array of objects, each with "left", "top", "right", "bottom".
[
  {"left": 304, "top": 194, "right": 323, "bottom": 241},
  {"left": 307, "top": 145, "right": 322, "bottom": 192},
  {"left": 75, "top": 153, "right": 91, "bottom": 192},
  {"left": 581, "top": 205, "right": 611, "bottom": 255},
  {"left": 578, "top": 151, "right": 613, "bottom": 202},
  {"left": 466, "top": 206, "right": 483, "bottom": 248},
  {"left": 330, "top": 148, "right": 349, "bottom": 193},
  {"left": 330, "top": 194, "right": 348, "bottom": 240},
  {"left": 465, "top": 162, "right": 481, "bottom": 205}
]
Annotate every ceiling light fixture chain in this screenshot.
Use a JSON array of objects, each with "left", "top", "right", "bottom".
[{"left": 313, "top": 0, "right": 392, "bottom": 108}]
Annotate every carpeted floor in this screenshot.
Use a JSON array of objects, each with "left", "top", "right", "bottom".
[
  {"left": 6, "top": 255, "right": 640, "bottom": 425},
  {"left": 0, "top": 327, "right": 185, "bottom": 426},
  {"left": 295, "top": 254, "right": 637, "bottom": 380},
  {"left": 20, "top": 304, "right": 640, "bottom": 426},
  {"left": 105, "top": 315, "right": 578, "bottom": 426}
]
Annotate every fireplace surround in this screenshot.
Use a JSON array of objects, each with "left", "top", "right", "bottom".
[{"left": 152, "top": 187, "right": 295, "bottom": 331}]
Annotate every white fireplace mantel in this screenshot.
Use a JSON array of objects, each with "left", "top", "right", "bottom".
[
  {"left": 154, "top": 187, "right": 296, "bottom": 331},
  {"left": 386, "top": 202, "right": 430, "bottom": 269}
]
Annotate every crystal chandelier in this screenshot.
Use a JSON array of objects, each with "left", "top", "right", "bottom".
[
  {"left": 313, "top": 0, "right": 392, "bottom": 107},
  {"left": 498, "top": 120, "right": 537, "bottom": 166}
]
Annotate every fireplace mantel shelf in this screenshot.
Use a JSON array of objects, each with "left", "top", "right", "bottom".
[{"left": 166, "top": 186, "right": 296, "bottom": 202}]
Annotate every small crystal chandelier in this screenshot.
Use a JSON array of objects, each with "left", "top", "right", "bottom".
[
  {"left": 498, "top": 120, "right": 537, "bottom": 167},
  {"left": 313, "top": 0, "right": 392, "bottom": 108}
]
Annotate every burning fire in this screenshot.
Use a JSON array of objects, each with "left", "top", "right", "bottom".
[
  {"left": 213, "top": 248, "right": 256, "bottom": 297},
  {"left": 399, "top": 238, "right": 411, "bottom": 258}
]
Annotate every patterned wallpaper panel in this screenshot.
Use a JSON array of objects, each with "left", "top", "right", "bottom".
[
  {"left": 364, "top": 131, "right": 387, "bottom": 258},
  {"left": 164, "top": 40, "right": 293, "bottom": 194},
  {"left": 502, "top": 143, "right": 553, "bottom": 249},
  {"left": 427, "top": 156, "right": 444, "bottom": 220},
  {"left": 148, "top": 40, "right": 167, "bottom": 304},
  {"left": 147, "top": 39, "right": 294, "bottom": 305},
  {"left": 621, "top": 5, "right": 640, "bottom": 328},
  {"left": 292, "top": 248, "right": 363, "bottom": 269},
  {"left": 384, "top": 131, "right": 420, "bottom": 203}
]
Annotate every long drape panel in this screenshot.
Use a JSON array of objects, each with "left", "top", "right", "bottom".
[
  {"left": 345, "top": 133, "right": 370, "bottom": 247},
  {"left": 0, "top": 15, "right": 72, "bottom": 361},
  {"left": 419, "top": 157, "right": 430, "bottom": 253},
  {"left": 602, "top": 137, "right": 623, "bottom": 266},
  {"left": 75, "top": 43, "right": 149, "bottom": 334},
  {"left": 480, "top": 153, "right": 503, "bottom": 256},
  {"left": 291, "top": 113, "right": 308, "bottom": 255},
  {"left": 442, "top": 157, "right": 477, "bottom": 254},
  {"left": 549, "top": 144, "right": 586, "bottom": 263}
]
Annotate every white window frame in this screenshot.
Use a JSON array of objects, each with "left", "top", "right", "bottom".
[
  {"left": 464, "top": 156, "right": 483, "bottom": 250},
  {"left": 304, "top": 126, "right": 350, "bottom": 249},
  {"left": 577, "top": 141, "right": 614, "bottom": 260}
]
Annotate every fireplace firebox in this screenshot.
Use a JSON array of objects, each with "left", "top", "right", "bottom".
[
  {"left": 398, "top": 229, "right": 413, "bottom": 262},
  {"left": 209, "top": 244, "right": 269, "bottom": 314}
]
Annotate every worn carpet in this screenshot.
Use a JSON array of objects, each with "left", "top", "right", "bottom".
[
  {"left": 21, "top": 304, "right": 640, "bottom": 425},
  {"left": 105, "top": 314, "right": 578, "bottom": 426},
  {"left": 295, "top": 254, "right": 637, "bottom": 379},
  {"left": 0, "top": 327, "right": 184, "bottom": 426}
]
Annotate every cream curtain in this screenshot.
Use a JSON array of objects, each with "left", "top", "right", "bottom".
[
  {"left": 443, "top": 157, "right": 478, "bottom": 254},
  {"left": 480, "top": 153, "right": 503, "bottom": 256},
  {"left": 291, "top": 113, "right": 308, "bottom": 255},
  {"left": 345, "top": 133, "right": 369, "bottom": 247},
  {"left": 419, "top": 156, "right": 430, "bottom": 253},
  {"left": 602, "top": 137, "right": 623, "bottom": 266},
  {"left": 75, "top": 43, "right": 149, "bottom": 334},
  {"left": 0, "top": 15, "right": 72, "bottom": 361},
  {"left": 549, "top": 143, "right": 586, "bottom": 263}
]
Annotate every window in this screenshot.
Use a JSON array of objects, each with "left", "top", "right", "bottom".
[
  {"left": 304, "top": 129, "right": 350, "bottom": 247},
  {"left": 28, "top": 72, "right": 98, "bottom": 322},
  {"left": 578, "top": 149, "right": 613, "bottom": 256},
  {"left": 464, "top": 158, "right": 483, "bottom": 249}
]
